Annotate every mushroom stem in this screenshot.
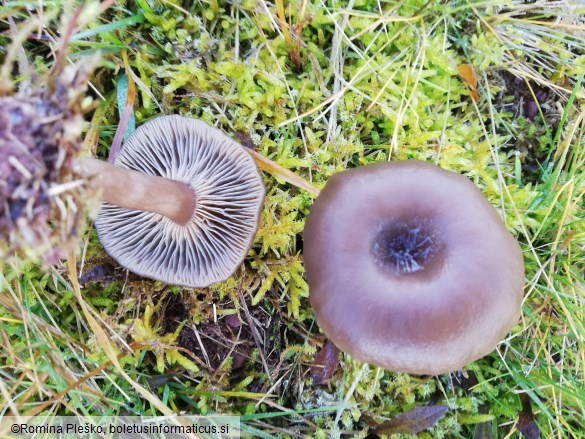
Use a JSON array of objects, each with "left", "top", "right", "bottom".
[{"left": 78, "top": 157, "right": 196, "bottom": 226}]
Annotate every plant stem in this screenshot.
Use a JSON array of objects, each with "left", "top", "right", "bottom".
[{"left": 77, "top": 157, "right": 196, "bottom": 226}]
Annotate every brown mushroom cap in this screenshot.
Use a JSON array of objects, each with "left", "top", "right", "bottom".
[
  {"left": 94, "top": 115, "right": 264, "bottom": 287},
  {"left": 304, "top": 160, "right": 525, "bottom": 375}
]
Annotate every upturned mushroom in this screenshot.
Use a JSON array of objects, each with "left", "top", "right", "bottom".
[
  {"left": 303, "top": 160, "right": 524, "bottom": 375},
  {"left": 78, "top": 115, "right": 265, "bottom": 288}
]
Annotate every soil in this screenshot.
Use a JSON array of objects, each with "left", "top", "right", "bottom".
[
  {"left": 156, "top": 289, "right": 318, "bottom": 413},
  {"left": 160, "top": 294, "right": 252, "bottom": 371}
]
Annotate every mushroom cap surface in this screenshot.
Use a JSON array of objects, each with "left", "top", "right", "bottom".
[
  {"left": 95, "top": 115, "right": 265, "bottom": 287},
  {"left": 304, "top": 160, "right": 524, "bottom": 375}
]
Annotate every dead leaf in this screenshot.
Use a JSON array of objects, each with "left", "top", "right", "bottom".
[
  {"left": 234, "top": 130, "right": 257, "bottom": 150},
  {"left": 457, "top": 63, "right": 479, "bottom": 102},
  {"left": 78, "top": 262, "right": 114, "bottom": 284},
  {"left": 372, "top": 405, "right": 448, "bottom": 435},
  {"left": 517, "top": 394, "right": 540, "bottom": 439},
  {"left": 310, "top": 340, "right": 340, "bottom": 385}
]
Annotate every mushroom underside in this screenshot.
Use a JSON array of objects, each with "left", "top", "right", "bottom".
[{"left": 94, "top": 116, "right": 265, "bottom": 287}]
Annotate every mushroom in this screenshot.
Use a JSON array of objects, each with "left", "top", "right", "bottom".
[
  {"left": 303, "top": 160, "right": 524, "bottom": 375},
  {"left": 78, "top": 115, "right": 265, "bottom": 287}
]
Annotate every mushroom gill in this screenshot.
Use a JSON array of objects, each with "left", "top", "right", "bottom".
[{"left": 82, "top": 115, "right": 265, "bottom": 288}]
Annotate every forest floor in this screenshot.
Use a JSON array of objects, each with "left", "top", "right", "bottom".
[{"left": 1, "top": 1, "right": 584, "bottom": 438}]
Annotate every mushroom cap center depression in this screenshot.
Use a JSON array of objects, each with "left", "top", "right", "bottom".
[{"left": 372, "top": 215, "right": 445, "bottom": 278}]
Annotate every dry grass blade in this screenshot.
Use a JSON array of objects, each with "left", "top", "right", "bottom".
[
  {"left": 51, "top": 3, "right": 84, "bottom": 76},
  {"left": 274, "top": 0, "right": 291, "bottom": 45},
  {"left": 477, "top": 5, "right": 585, "bottom": 100},
  {"left": 249, "top": 149, "right": 320, "bottom": 197},
  {"left": 237, "top": 287, "right": 271, "bottom": 379},
  {"left": 83, "top": 94, "right": 113, "bottom": 155},
  {"left": 0, "top": 275, "right": 107, "bottom": 427},
  {"left": 20, "top": 342, "right": 145, "bottom": 417},
  {"left": 65, "top": 254, "right": 202, "bottom": 439},
  {"left": 0, "top": 10, "right": 58, "bottom": 93}
]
